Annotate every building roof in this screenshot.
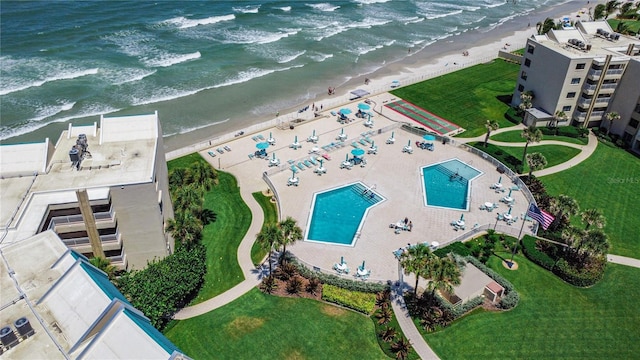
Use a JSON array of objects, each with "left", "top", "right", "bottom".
[
  {"left": 452, "top": 262, "right": 494, "bottom": 302},
  {"left": 0, "top": 113, "right": 159, "bottom": 245},
  {"left": 486, "top": 281, "right": 505, "bottom": 294},
  {"left": 532, "top": 20, "right": 640, "bottom": 61},
  {"left": 0, "top": 231, "right": 187, "bottom": 359}
]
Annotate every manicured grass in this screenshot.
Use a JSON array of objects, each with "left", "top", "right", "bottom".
[
  {"left": 165, "top": 288, "right": 388, "bottom": 360},
  {"left": 372, "top": 310, "right": 420, "bottom": 360},
  {"left": 541, "top": 143, "right": 640, "bottom": 258},
  {"left": 424, "top": 254, "right": 640, "bottom": 358},
  {"left": 490, "top": 130, "right": 588, "bottom": 145},
  {"left": 608, "top": 19, "right": 640, "bottom": 35},
  {"left": 469, "top": 142, "right": 581, "bottom": 174},
  {"left": 168, "top": 155, "right": 252, "bottom": 304},
  {"left": 390, "top": 59, "right": 520, "bottom": 137},
  {"left": 250, "top": 192, "right": 278, "bottom": 265}
]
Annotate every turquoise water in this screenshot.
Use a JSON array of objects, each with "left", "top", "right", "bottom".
[
  {"left": 306, "top": 183, "right": 382, "bottom": 246},
  {"left": 422, "top": 159, "right": 481, "bottom": 210},
  {"left": 1, "top": 0, "right": 576, "bottom": 145}
]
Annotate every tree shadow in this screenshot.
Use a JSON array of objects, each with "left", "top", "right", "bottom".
[{"left": 496, "top": 94, "right": 513, "bottom": 105}]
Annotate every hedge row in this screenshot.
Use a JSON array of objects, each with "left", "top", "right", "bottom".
[
  {"left": 553, "top": 258, "right": 606, "bottom": 287},
  {"left": 521, "top": 235, "right": 556, "bottom": 270},
  {"left": 438, "top": 294, "right": 484, "bottom": 318},
  {"left": 289, "top": 257, "right": 389, "bottom": 293},
  {"left": 321, "top": 284, "right": 376, "bottom": 314},
  {"left": 540, "top": 125, "right": 586, "bottom": 138},
  {"left": 462, "top": 256, "right": 519, "bottom": 310},
  {"left": 434, "top": 242, "right": 471, "bottom": 258}
]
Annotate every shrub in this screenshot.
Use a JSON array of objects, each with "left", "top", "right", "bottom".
[
  {"left": 433, "top": 242, "right": 471, "bottom": 258},
  {"left": 260, "top": 275, "right": 278, "bottom": 294},
  {"left": 499, "top": 290, "right": 520, "bottom": 309},
  {"left": 288, "top": 257, "right": 388, "bottom": 293},
  {"left": 322, "top": 284, "right": 377, "bottom": 314},
  {"left": 521, "top": 236, "right": 556, "bottom": 270},
  {"left": 306, "top": 277, "right": 321, "bottom": 295},
  {"left": 552, "top": 258, "right": 606, "bottom": 287},
  {"left": 286, "top": 276, "right": 304, "bottom": 295}
]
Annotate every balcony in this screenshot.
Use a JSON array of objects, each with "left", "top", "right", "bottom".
[
  {"left": 62, "top": 231, "right": 121, "bottom": 249},
  {"left": 49, "top": 210, "right": 115, "bottom": 231}
]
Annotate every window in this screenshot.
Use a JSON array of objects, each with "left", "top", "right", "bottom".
[
  {"left": 634, "top": 103, "right": 640, "bottom": 113},
  {"left": 527, "top": 45, "right": 535, "bottom": 54},
  {"left": 520, "top": 71, "right": 528, "bottom": 80},
  {"left": 567, "top": 92, "right": 576, "bottom": 98},
  {"left": 576, "top": 63, "right": 586, "bottom": 70},
  {"left": 518, "top": 84, "right": 525, "bottom": 92},
  {"left": 563, "top": 106, "right": 572, "bottom": 112},
  {"left": 524, "top": 58, "right": 531, "bottom": 67},
  {"left": 629, "top": 119, "right": 639, "bottom": 128},
  {"left": 609, "top": 64, "right": 624, "bottom": 70},
  {"left": 571, "top": 78, "right": 581, "bottom": 84}
]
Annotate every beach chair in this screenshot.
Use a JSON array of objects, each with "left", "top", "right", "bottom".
[
  {"left": 308, "top": 157, "right": 317, "bottom": 165},
  {"left": 479, "top": 204, "right": 486, "bottom": 210},
  {"left": 497, "top": 213, "right": 504, "bottom": 221},
  {"left": 257, "top": 134, "right": 265, "bottom": 141},
  {"left": 359, "top": 138, "right": 368, "bottom": 146},
  {"left": 303, "top": 160, "right": 312, "bottom": 168},
  {"left": 247, "top": 153, "right": 253, "bottom": 159},
  {"left": 252, "top": 136, "right": 258, "bottom": 142},
  {"left": 216, "top": 148, "right": 225, "bottom": 154},
  {"left": 224, "top": 145, "right": 232, "bottom": 152},
  {"left": 287, "top": 159, "right": 295, "bottom": 165},
  {"left": 351, "top": 142, "right": 360, "bottom": 148},
  {"left": 208, "top": 151, "right": 217, "bottom": 158},
  {"left": 330, "top": 111, "right": 337, "bottom": 116},
  {"left": 297, "top": 162, "right": 305, "bottom": 170}
]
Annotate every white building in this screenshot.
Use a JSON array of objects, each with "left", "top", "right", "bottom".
[
  {"left": 512, "top": 21, "right": 640, "bottom": 151},
  {"left": 0, "top": 112, "right": 174, "bottom": 270},
  {"left": 0, "top": 230, "right": 189, "bottom": 359}
]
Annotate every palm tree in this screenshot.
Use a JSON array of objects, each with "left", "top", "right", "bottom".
[
  {"left": 172, "top": 184, "right": 204, "bottom": 214},
  {"left": 549, "top": 110, "right": 567, "bottom": 130},
  {"left": 526, "top": 152, "right": 547, "bottom": 180},
  {"left": 483, "top": 119, "right": 499, "bottom": 148},
  {"left": 578, "top": 229, "right": 610, "bottom": 258},
  {"left": 376, "top": 307, "right": 393, "bottom": 325},
  {"left": 379, "top": 326, "right": 397, "bottom": 343},
  {"left": 537, "top": 18, "right": 556, "bottom": 34},
  {"left": 581, "top": 209, "right": 606, "bottom": 231},
  {"left": 520, "top": 125, "right": 543, "bottom": 172},
  {"left": 89, "top": 256, "right": 117, "bottom": 280},
  {"left": 391, "top": 337, "right": 412, "bottom": 360},
  {"left": 550, "top": 194, "right": 580, "bottom": 231},
  {"left": 604, "top": 111, "right": 621, "bottom": 136},
  {"left": 561, "top": 225, "right": 585, "bottom": 248},
  {"left": 427, "top": 257, "right": 462, "bottom": 298},
  {"left": 168, "top": 168, "right": 188, "bottom": 190},
  {"left": 605, "top": 0, "right": 620, "bottom": 17},
  {"left": 399, "top": 243, "right": 434, "bottom": 296},
  {"left": 188, "top": 161, "right": 218, "bottom": 191},
  {"left": 594, "top": 4, "right": 607, "bottom": 19},
  {"left": 277, "top": 216, "right": 303, "bottom": 264},
  {"left": 518, "top": 91, "right": 534, "bottom": 115},
  {"left": 256, "top": 223, "right": 283, "bottom": 275},
  {"left": 166, "top": 211, "right": 203, "bottom": 246}
]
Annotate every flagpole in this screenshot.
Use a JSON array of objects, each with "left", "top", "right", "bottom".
[{"left": 508, "top": 201, "right": 529, "bottom": 268}]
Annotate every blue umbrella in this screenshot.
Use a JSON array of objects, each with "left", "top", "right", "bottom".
[
  {"left": 340, "top": 256, "right": 344, "bottom": 265},
  {"left": 351, "top": 148, "right": 365, "bottom": 156},
  {"left": 340, "top": 128, "right": 345, "bottom": 135},
  {"left": 423, "top": 134, "right": 436, "bottom": 141},
  {"left": 498, "top": 176, "right": 502, "bottom": 184},
  {"left": 460, "top": 214, "right": 464, "bottom": 221},
  {"left": 361, "top": 260, "right": 365, "bottom": 270},
  {"left": 507, "top": 189, "right": 513, "bottom": 197},
  {"left": 272, "top": 152, "right": 276, "bottom": 160},
  {"left": 339, "top": 108, "right": 352, "bottom": 115},
  {"left": 358, "top": 103, "right": 370, "bottom": 110},
  {"left": 294, "top": 135, "right": 298, "bottom": 143},
  {"left": 345, "top": 154, "right": 349, "bottom": 161},
  {"left": 407, "top": 139, "right": 411, "bottom": 146},
  {"left": 256, "top": 142, "right": 269, "bottom": 149},
  {"left": 507, "top": 207, "right": 513, "bottom": 215},
  {"left": 319, "top": 159, "right": 324, "bottom": 167}
]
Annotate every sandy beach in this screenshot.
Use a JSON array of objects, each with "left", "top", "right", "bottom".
[{"left": 164, "top": 0, "right": 603, "bottom": 157}]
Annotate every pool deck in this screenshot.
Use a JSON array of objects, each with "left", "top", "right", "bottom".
[{"left": 198, "top": 92, "right": 534, "bottom": 283}]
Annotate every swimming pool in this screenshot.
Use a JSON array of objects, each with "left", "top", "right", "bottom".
[
  {"left": 421, "top": 159, "right": 482, "bottom": 210},
  {"left": 305, "top": 183, "right": 384, "bottom": 246}
]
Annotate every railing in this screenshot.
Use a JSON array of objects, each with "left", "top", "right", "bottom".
[
  {"left": 49, "top": 210, "right": 114, "bottom": 230},
  {"left": 262, "top": 172, "right": 282, "bottom": 221},
  {"left": 446, "top": 222, "right": 536, "bottom": 245},
  {"left": 294, "top": 254, "right": 388, "bottom": 284},
  {"left": 601, "top": 83, "right": 618, "bottom": 90},
  {"left": 582, "top": 84, "right": 597, "bottom": 91},
  {"left": 62, "top": 232, "right": 120, "bottom": 247},
  {"left": 606, "top": 69, "right": 624, "bottom": 76}
]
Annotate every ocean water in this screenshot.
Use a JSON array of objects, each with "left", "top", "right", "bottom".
[{"left": 0, "top": 0, "right": 573, "bottom": 147}]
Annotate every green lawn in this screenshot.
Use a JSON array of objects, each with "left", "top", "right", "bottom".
[
  {"left": 165, "top": 288, "right": 388, "bottom": 360},
  {"left": 490, "top": 130, "right": 588, "bottom": 145},
  {"left": 390, "top": 59, "right": 520, "bottom": 137},
  {"left": 250, "top": 192, "right": 278, "bottom": 265},
  {"left": 608, "top": 19, "right": 640, "bottom": 35},
  {"left": 469, "top": 142, "right": 581, "bottom": 174},
  {"left": 168, "top": 155, "right": 252, "bottom": 304},
  {"left": 425, "top": 254, "right": 640, "bottom": 358},
  {"left": 541, "top": 143, "right": 640, "bottom": 258}
]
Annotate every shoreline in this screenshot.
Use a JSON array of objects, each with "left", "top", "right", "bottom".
[{"left": 165, "top": 0, "right": 601, "bottom": 158}]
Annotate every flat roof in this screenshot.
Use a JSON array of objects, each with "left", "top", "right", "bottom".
[{"left": 532, "top": 20, "right": 640, "bottom": 60}]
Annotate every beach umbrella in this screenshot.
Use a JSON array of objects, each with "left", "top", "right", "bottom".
[
  {"left": 256, "top": 142, "right": 269, "bottom": 149},
  {"left": 507, "top": 189, "right": 512, "bottom": 197},
  {"left": 290, "top": 169, "right": 296, "bottom": 179},
  {"left": 340, "top": 128, "right": 345, "bottom": 135},
  {"left": 319, "top": 159, "right": 324, "bottom": 167},
  {"left": 507, "top": 207, "right": 513, "bottom": 215},
  {"left": 358, "top": 103, "right": 370, "bottom": 110},
  {"left": 498, "top": 176, "right": 502, "bottom": 184},
  {"left": 294, "top": 135, "right": 298, "bottom": 143},
  {"left": 367, "top": 112, "right": 372, "bottom": 121},
  {"left": 272, "top": 152, "right": 276, "bottom": 160},
  {"left": 269, "top": 132, "right": 273, "bottom": 139},
  {"left": 371, "top": 140, "right": 375, "bottom": 147},
  {"left": 460, "top": 214, "right": 464, "bottom": 221},
  {"left": 339, "top": 108, "right": 352, "bottom": 115},
  {"left": 351, "top": 148, "right": 365, "bottom": 156},
  {"left": 391, "top": 131, "right": 395, "bottom": 138},
  {"left": 407, "top": 139, "right": 411, "bottom": 147},
  {"left": 423, "top": 134, "right": 436, "bottom": 141},
  {"left": 361, "top": 260, "right": 365, "bottom": 270},
  {"left": 312, "top": 130, "right": 316, "bottom": 137},
  {"left": 340, "top": 256, "right": 344, "bottom": 265}
]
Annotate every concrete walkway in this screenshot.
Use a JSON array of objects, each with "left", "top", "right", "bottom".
[
  {"left": 391, "top": 286, "right": 440, "bottom": 359},
  {"left": 608, "top": 254, "right": 640, "bottom": 269}
]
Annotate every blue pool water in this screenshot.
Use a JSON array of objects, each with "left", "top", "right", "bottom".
[
  {"left": 422, "top": 159, "right": 482, "bottom": 210},
  {"left": 306, "top": 183, "right": 383, "bottom": 246}
]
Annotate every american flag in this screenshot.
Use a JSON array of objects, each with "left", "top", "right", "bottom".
[{"left": 527, "top": 203, "right": 555, "bottom": 230}]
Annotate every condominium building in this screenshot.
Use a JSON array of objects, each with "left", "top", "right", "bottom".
[
  {"left": 512, "top": 21, "right": 640, "bottom": 151},
  {"left": 0, "top": 112, "right": 174, "bottom": 270},
  {"left": 0, "top": 230, "right": 189, "bottom": 359}
]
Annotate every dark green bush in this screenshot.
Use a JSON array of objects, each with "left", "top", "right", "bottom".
[
  {"left": 521, "top": 236, "right": 556, "bottom": 270},
  {"left": 498, "top": 290, "right": 520, "bottom": 309},
  {"left": 541, "top": 126, "right": 582, "bottom": 138},
  {"left": 434, "top": 242, "right": 471, "bottom": 258},
  {"left": 552, "top": 258, "right": 606, "bottom": 287},
  {"left": 289, "top": 257, "right": 388, "bottom": 293}
]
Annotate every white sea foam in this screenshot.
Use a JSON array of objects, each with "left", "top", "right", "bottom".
[
  {"left": 403, "top": 17, "right": 425, "bottom": 25},
  {"left": 353, "top": 0, "right": 391, "bottom": 4},
  {"left": 309, "top": 53, "right": 333, "bottom": 62},
  {"left": 277, "top": 51, "right": 306, "bottom": 64},
  {"left": 423, "top": 10, "right": 463, "bottom": 20},
  {"left": 143, "top": 51, "right": 201, "bottom": 68},
  {"left": 221, "top": 28, "right": 300, "bottom": 45},
  {"left": 28, "top": 101, "right": 77, "bottom": 123},
  {"left": 111, "top": 69, "right": 157, "bottom": 85},
  {"left": 164, "top": 14, "right": 235, "bottom": 29},
  {"left": 0, "top": 68, "right": 99, "bottom": 96},
  {"left": 312, "top": 17, "right": 391, "bottom": 41},
  {"left": 232, "top": 5, "right": 260, "bottom": 14},
  {"left": 275, "top": 6, "right": 291, "bottom": 12},
  {"left": 306, "top": 3, "right": 340, "bottom": 12}
]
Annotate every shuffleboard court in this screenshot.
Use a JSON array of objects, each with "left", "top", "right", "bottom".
[{"left": 385, "top": 100, "right": 460, "bottom": 135}]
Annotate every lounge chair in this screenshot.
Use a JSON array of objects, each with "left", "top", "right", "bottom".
[
  {"left": 247, "top": 153, "right": 253, "bottom": 159},
  {"left": 308, "top": 157, "right": 317, "bottom": 165},
  {"left": 257, "top": 134, "right": 265, "bottom": 141},
  {"left": 359, "top": 138, "right": 368, "bottom": 146},
  {"left": 322, "top": 153, "right": 331, "bottom": 160},
  {"left": 224, "top": 145, "right": 232, "bottom": 152},
  {"left": 216, "top": 148, "right": 225, "bottom": 154},
  {"left": 303, "top": 160, "right": 312, "bottom": 168},
  {"left": 479, "top": 204, "right": 486, "bottom": 210},
  {"left": 351, "top": 142, "right": 360, "bottom": 148},
  {"left": 290, "top": 165, "right": 298, "bottom": 173},
  {"left": 252, "top": 136, "right": 258, "bottom": 142},
  {"left": 208, "top": 151, "right": 217, "bottom": 158},
  {"left": 287, "top": 159, "right": 295, "bottom": 165},
  {"left": 297, "top": 162, "right": 305, "bottom": 170},
  {"left": 330, "top": 111, "right": 337, "bottom": 116},
  {"left": 497, "top": 213, "right": 504, "bottom": 221}
]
